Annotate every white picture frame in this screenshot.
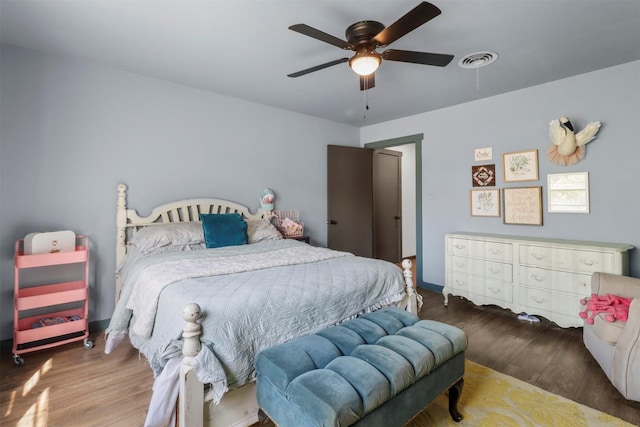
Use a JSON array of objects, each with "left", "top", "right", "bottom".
[
  {"left": 547, "top": 172, "right": 590, "bottom": 213},
  {"left": 474, "top": 147, "right": 492, "bottom": 161}
]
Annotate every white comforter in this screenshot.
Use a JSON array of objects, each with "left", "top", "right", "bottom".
[
  {"left": 106, "top": 239, "right": 406, "bottom": 398},
  {"left": 126, "top": 244, "right": 353, "bottom": 337}
]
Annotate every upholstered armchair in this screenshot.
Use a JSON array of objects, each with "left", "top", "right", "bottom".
[{"left": 582, "top": 272, "right": 640, "bottom": 401}]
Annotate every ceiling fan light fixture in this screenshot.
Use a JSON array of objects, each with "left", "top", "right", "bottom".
[{"left": 349, "top": 51, "right": 381, "bottom": 76}]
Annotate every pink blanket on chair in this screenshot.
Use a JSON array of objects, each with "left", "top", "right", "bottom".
[{"left": 579, "top": 293, "right": 632, "bottom": 324}]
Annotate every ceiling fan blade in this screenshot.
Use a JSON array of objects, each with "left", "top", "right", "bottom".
[
  {"left": 360, "top": 73, "right": 375, "bottom": 91},
  {"left": 289, "top": 24, "right": 353, "bottom": 50},
  {"left": 373, "top": 2, "right": 442, "bottom": 47},
  {"left": 382, "top": 49, "right": 453, "bottom": 66},
  {"left": 288, "top": 58, "right": 349, "bottom": 78}
]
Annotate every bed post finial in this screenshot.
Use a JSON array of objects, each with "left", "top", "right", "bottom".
[
  {"left": 402, "top": 259, "right": 422, "bottom": 314},
  {"left": 180, "top": 303, "right": 204, "bottom": 427},
  {"left": 117, "top": 183, "right": 127, "bottom": 208},
  {"left": 182, "top": 303, "right": 202, "bottom": 363}
]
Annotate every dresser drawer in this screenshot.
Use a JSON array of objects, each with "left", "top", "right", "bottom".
[
  {"left": 519, "top": 266, "right": 591, "bottom": 295},
  {"left": 448, "top": 272, "right": 513, "bottom": 303},
  {"left": 448, "top": 237, "right": 512, "bottom": 262},
  {"left": 448, "top": 272, "right": 481, "bottom": 294},
  {"left": 484, "top": 280, "right": 513, "bottom": 303},
  {"left": 451, "top": 256, "right": 513, "bottom": 282},
  {"left": 519, "top": 286, "right": 583, "bottom": 319},
  {"left": 519, "top": 245, "right": 616, "bottom": 274}
]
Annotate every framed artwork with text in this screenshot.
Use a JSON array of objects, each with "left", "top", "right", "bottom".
[{"left": 503, "top": 186, "right": 543, "bottom": 225}]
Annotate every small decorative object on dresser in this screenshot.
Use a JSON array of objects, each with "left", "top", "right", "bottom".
[{"left": 444, "top": 232, "right": 633, "bottom": 328}]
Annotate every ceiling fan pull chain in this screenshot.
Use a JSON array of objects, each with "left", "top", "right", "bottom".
[
  {"left": 476, "top": 67, "right": 480, "bottom": 91},
  {"left": 363, "top": 89, "right": 369, "bottom": 118}
]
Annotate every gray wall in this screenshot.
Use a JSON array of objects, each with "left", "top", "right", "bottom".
[
  {"left": 0, "top": 44, "right": 359, "bottom": 341},
  {"left": 361, "top": 61, "right": 640, "bottom": 287}
]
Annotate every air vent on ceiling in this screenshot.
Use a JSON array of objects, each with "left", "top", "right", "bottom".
[{"left": 458, "top": 51, "right": 498, "bottom": 69}]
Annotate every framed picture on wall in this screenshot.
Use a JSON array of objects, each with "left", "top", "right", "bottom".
[
  {"left": 472, "top": 164, "right": 496, "bottom": 187},
  {"left": 502, "top": 149, "right": 539, "bottom": 182},
  {"left": 474, "top": 147, "right": 492, "bottom": 161},
  {"left": 503, "top": 186, "right": 543, "bottom": 225},
  {"left": 470, "top": 189, "right": 501, "bottom": 217},
  {"left": 547, "top": 172, "right": 590, "bottom": 213}
]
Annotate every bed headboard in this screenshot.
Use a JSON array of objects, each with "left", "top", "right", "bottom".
[{"left": 115, "top": 183, "right": 267, "bottom": 302}]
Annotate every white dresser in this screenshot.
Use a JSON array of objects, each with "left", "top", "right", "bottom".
[{"left": 444, "top": 232, "right": 633, "bottom": 327}]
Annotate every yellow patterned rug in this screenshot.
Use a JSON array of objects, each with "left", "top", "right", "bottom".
[{"left": 408, "top": 360, "right": 633, "bottom": 427}]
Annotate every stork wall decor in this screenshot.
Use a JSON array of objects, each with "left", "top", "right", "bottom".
[{"left": 547, "top": 117, "right": 601, "bottom": 166}]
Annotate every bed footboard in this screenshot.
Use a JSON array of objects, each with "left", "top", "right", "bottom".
[
  {"left": 177, "top": 259, "right": 419, "bottom": 427},
  {"left": 180, "top": 304, "right": 260, "bottom": 427}
]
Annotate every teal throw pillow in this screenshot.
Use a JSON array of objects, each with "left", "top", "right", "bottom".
[{"left": 200, "top": 213, "right": 248, "bottom": 249}]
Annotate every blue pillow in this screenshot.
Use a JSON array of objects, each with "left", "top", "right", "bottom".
[{"left": 200, "top": 213, "right": 248, "bottom": 249}]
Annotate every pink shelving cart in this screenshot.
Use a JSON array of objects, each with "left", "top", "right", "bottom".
[{"left": 12, "top": 235, "right": 93, "bottom": 366}]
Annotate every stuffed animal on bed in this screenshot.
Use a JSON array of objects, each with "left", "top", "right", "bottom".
[
  {"left": 548, "top": 116, "right": 601, "bottom": 166},
  {"left": 579, "top": 293, "right": 631, "bottom": 324}
]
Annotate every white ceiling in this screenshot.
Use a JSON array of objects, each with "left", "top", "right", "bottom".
[{"left": 1, "top": 0, "right": 639, "bottom": 127}]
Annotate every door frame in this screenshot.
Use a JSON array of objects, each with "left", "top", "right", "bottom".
[{"left": 365, "top": 133, "right": 432, "bottom": 290}]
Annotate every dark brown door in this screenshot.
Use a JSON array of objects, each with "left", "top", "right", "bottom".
[
  {"left": 373, "top": 149, "right": 402, "bottom": 263},
  {"left": 327, "top": 145, "right": 373, "bottom": 257}
]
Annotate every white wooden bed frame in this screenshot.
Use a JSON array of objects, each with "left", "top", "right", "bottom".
[{"left": 115, "top": 183, "right": 421, "bottom": 427}]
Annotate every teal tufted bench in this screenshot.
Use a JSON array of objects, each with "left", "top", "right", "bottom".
[{"left": 255, "top": 307, "right": 467, "bottom": 427}]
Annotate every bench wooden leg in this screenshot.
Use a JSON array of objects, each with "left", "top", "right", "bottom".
[
  {"left": 448, "top": 378, "right": 464, "bottom": 422},
  {"left": 257, "top": 409, "right": 271, "bottom": 426}
]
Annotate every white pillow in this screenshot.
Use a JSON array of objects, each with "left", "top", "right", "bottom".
[
  {"left": 131, "top": 222, "right": 204, "bottom": 255},
  {"left": 117, "top": 222, "right": 205, "bottom": 275},
  {"left": 246, "top": 219, "right": 283, "bottom": 244}
]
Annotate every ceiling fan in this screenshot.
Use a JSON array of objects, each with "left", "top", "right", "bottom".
[{"left": 287, "top": 1, "right": 454, "bottom": 91}]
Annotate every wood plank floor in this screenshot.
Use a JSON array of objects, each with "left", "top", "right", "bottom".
[{"left": 2, "top": 288, "right": 639, "bottom": 426}]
